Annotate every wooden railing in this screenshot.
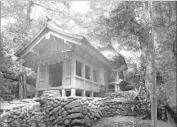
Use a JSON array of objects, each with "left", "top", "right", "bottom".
[
  {"left": 36, "top": 86, "right": 62, "bottom": 91},
  {"left": 75, "top": 76, "right": 99, "bottom": 92}
]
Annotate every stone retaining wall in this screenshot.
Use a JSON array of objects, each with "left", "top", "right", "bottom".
[
  {"left": 1, "top": 101, "right": 45, "bottom": 127},
  {"left": 1, "top": 96, "right": 138, "bottom": 127},
  {"left": 40, "top": 97, "right": 103, "bottom": 127},
  {"left": 2, "top": 88, "right": 154, "bottom": 127}
]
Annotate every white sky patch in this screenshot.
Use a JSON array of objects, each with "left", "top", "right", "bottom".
[
  {"left": 31, "top": 6, "right": 44, "bottom": 20},
  {"left": 71, "top": 1, "right": 90, "bottom": 14},
  {"left": 1, "top": 18, "right": 16, "bottom": 26}
]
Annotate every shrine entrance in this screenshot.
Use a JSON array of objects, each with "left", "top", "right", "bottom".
[{"left": 49, "top": 61, "right": 63, "bottom": 87}]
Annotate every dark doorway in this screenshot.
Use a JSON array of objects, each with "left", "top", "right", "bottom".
[{"left": 49, "top": 61, "right": 63, "bottom": 87}]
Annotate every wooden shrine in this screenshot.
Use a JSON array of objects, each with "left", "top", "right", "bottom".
[{"left": 15, "top": 22, "right": 115, "bottom": 97}]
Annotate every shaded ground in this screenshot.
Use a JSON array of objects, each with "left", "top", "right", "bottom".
[{"left": 93, "top": 116, "right": 174, "bottom": 127}]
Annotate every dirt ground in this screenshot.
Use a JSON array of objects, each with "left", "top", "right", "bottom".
[{"left": 93, "top": 116, "right": 175, "bottom": 127}]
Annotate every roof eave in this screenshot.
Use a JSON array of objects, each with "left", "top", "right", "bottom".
[
  {"left": 82, "top": 37, "right": 114, "bottom": 69},
  {"left": 15, "top": 24, "right": 48, "bottom": 57}
]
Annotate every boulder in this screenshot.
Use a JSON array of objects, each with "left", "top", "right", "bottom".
[
  {"left": 68, "top": 113, "right": 84, "bottom": 119},
  {"left": 69, "top": 106, "right": 83, "bottom": 113},
  {"left": 64, "top": 100, "right": 81, "bottom": 109},
  {"left": 71, "top": 119, "right": 83, "bottom": 125},
  {"left": 61, "top": 111, "right": 68, "bottom": 117},
  {"left": 64, "top": 119, "right": 70, "bottom": 125}
]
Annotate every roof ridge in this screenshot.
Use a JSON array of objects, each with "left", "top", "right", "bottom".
[{"left": 46, "top": 21, "right": 83, "bottom": 40}]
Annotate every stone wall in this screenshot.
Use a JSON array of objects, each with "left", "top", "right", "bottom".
[
  {"left": 39, "top": 97, "right": 103, "bottom": 127},
  {"left": 1, "top": 100, "right": 45, "bottom": 127},
  {"left": 1, "top": 95, "right": 139, "bottom": 127}
]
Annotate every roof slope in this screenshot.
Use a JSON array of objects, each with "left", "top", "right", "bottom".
[{"left": 15, "top": 22, "right": 114, "bottom": 68}]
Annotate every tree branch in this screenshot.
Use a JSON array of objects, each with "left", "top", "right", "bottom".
[{"left": 32, "top": 2, "right": 70, "bottom": 18}]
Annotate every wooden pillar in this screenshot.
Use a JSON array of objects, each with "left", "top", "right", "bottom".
[
  {"left": 62, "top": 61, "right": 66, "bottom": 87},
  {"left": 62, "top": 61, "right": 66, "bottom": 97},
  {"left": 71, "top": 89, "right": 76, "bottom": 96},
  {"left": 18, "top": 59, "right": 27, "bottom": 99},
  {"left": 90, "top": 92, "right": 94, "bottom": 97},
  {"left": 82, "top": 90, "right": 86, "bottom": 97},
  {"left": 19, "top": 74, "right": 23, "bottom": 99},
  {"left": 105, "top": 71, "right": 108, "bottom": 93},
  {"left": 71, "top": 57, "right": 76, "bottom": 96},
  {"left": 90, "top": 67, "right": 93, "bottom": 81},
  {"left": 115, "top": 72, "right": 120, "bottom": 91},
  {"left": 35, "top": 90, "right": 39, "bottom": 97},
  {"left": 90, "top": 67, "right": 93, "bottom": 92},
  {"left": 45, "top": 64, "right": 49, "bottom": 88},
  {"left": 82, "top": 63, "right": 85, "bottom": 90},
  {"left": 62, "top": 89, "right": 66, "bottom": 97},
  {"left": 35, "top": 63, "right": 40, "bottom": 98},
  {"left": 23, "top": 67, "right": 27, "bottom": 98}
]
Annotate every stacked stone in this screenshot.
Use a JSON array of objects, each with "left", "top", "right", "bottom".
[
  {"left": 41, "top": 97, "right": 103, "bottom": 127},
  {"left": 1, "top": 101, "right": 45, "bottom": 127},
  {"left": 102, "top": 91, "right": 143, "bottom": 117},
  {"left": 105, "top": 91, "right": 138, "bottom": 100},
  {"left": 102, "top": 98, "right": 133, "bottom": 117},
  {"left": 1, "top": 91, "right": 146, "bottom": 127}
]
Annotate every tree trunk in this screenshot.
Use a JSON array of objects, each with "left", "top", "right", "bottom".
[
  {"left": 148, "top": 1, "right": 157, "bottom": 127},
  {"left": 26, "top": 1, "right": 33, "bottom": 25}
]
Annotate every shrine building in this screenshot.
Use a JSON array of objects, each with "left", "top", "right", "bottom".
[{"left": 15, "top": 22, "right": 116, "bottom": 97}]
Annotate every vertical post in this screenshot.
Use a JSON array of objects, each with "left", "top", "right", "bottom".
[
  {"left": 82, "top": 63, "right": 85, "bottom": 89},
  {"left": 82, "top": 90, "right": 86, "bottom": 97},
  {"left": 45, "top": 64, "right": 49, "bottom": 87},
  {"left": 148, "top": 1, "right": 157, "bottom": 127},
  {"left": 19, "top": 71, "right": 23, "bottom": 99},
  {"left": 175, "top": 2, "right": 177, "bottom": 114},
  {"left": 90, "top": 67, "right": 93, "bottom": 91},
  {"left": 18, "top": 59, "right": 26, "bottom": 99},
  {"left": 62, "top": 89, "right": 66, "bottom": 97},
  {"left": 22, "top": 66, "right": 27, "bottom": 98},
  {"left": 62, "top": 61, "right": 66, "bottom": 97},
  {"left": 71, "top": 89, "right": 76, "bottom": 97},
  {"left": 90, "top": 92, "right": 94, "bottom": 97},
  {"left": 71, "top": 57, "right": 76, "bottom": 96},
  {"left": 62, "top": 61, "right": 66, "bottom": 87},
  {"left": 35, "top": 63, "right": 40, "bottom": 97},
  {"left": 105, "top": 71, "right": 108, "bottom": 93}
]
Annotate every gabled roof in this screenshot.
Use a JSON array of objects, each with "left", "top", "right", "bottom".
[
  {"left": 15, "top": 22, "right": 83, "bottom": 57},
  {"left": 15, "top": 22, "right": 114, "bottom": 69}
]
